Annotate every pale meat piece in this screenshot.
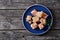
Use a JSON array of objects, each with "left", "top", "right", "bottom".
[
  {"left": 26, "top": 15, "right": 32, "bottom": 21},
  {"left": 36, "top": 11, "right": 48, "bottom": 18},
  {"left": 40, "top": 18, "right": 46, "bottom": 25},
  {"left": 31, "top": 9, "right": 37, "bottom": 16},
  {"left": 36, "top": 11, "right": 43, "bottom": 18},
  {"left": 28, "top": 21, "right": 32, "bottom": 24},
  {"left": 31, "top": 23, "right": 37, "bottom": 29},
  {"left": 32, "top": 16, "right": 39, "bottom": 22},
  {"left": 42, "top": 12, "right": 48, "bottom": 18},
  {"left": 38, "top": 23, "right": 44, "bottom": 30}
]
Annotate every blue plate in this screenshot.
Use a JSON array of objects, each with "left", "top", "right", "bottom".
[{"left": 22, "top": 4, "right": 53, "bottom": 35}]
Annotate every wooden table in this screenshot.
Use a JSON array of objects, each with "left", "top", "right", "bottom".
[{"left": 0, "top": 0, "right": 60, "bottom": 40}]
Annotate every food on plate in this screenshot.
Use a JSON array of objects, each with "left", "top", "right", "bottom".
[
  {"left": 38, "top": 23, "right": 44, "bottom": 30},
  {"left": 36, "top": 11, "right": 48, "bottom": 18},
  {"left": 28, "top": 21, "right": 32, "bottom": 24},
  {"left": 31, "top": 23, "right": 37, "bottom": 29},
  {"left": 26, "top": 9, "right": 48, "bottom": 30},
  {"left": 31, "top": 9, "right": 37, "bottom": 16},
  {"left": 26, "top": 15, "right": 32, "bottom": 21},
  {"left": 42, "top": 12, "right": 48, "bottom": 18},
  {"left": 32, "top": 16, "right": 39, "bottom": 22},
  {"left": 40, "top": 18, "right": 46, "bottom": 25},
  {"left": 36, "top": 11, "right": 43, "bottom": 18}
]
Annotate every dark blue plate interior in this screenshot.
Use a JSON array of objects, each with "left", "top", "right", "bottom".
[{"left": 23, "top": 4, "right": 53, "bottom": 35}]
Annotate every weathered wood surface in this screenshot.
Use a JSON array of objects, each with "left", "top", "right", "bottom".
[
  {"left": 0, "top": 30, "right": 59, "bottom": 40},
  {"left": 0, "top": 0, "right": 59, "bottom": 9},
  {"left": 0, "top": 10, "right": 59, "bottom": 29},
  {"left": 0, "top": 0, "right": 60, "bottom": 40}
]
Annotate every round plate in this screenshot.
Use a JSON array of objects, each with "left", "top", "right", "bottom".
[{"left": 22, "top": 4, "right": 53, "bottom": 35}]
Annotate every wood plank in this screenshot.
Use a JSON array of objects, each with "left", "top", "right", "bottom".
[
  {"left": 0, "top": 10, "right": 59, "bottom": 29},
  {"left": 0, "top": 30, "right": 25, "bottom": 40},
  {"left": 35, "top": 0, "right": 60, "bottom": 10},
  {"left": 0, "top": 9, "right": 59, "bottom": 20},
  {"left": 21, "top": 29, "right": 60, "bottom": 40},
  {"left": 51, "top": 9, "right": 60, "bottom": 20},
  {"left": 12, "top": 0, "right": 36, "bottom": 3},
  {"left": 0, "top": 10, "right": 25, "bottom": 29},
  {"left": 0, "top": 0, "right": 59, "bottom": 9},
  {"left": 0, "top": 30, "right": 59, "bottom": 40},
  {"left": 0, "top": 0, "right": 35, "bottom": 9},
  {"left": 25, "top": 36, "right": 60, "bottom": 40}
]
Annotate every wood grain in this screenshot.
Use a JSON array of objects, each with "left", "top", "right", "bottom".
[
  {"left": 0, "top": 10, "right": 59, "bottom": 29},
  {"left": 0, "top": 30, "right": 59, "bottom": 40},
  {"left": 0, "top": 0, "right": 59, "bottom": 40},
  {"left": 0, "top": 0, "right": 59, "bottom": 9}
]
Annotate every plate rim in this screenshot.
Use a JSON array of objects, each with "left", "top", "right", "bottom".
[{"left": 22, "top": 4, "right": 53, "bottom": 35}]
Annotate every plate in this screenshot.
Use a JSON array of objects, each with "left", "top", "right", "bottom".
[{"left": 22, "top": 4, "right": 53, "bottom": 35}]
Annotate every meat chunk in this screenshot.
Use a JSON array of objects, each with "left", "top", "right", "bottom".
[
  {"left": 31, "top": 9, "right": 37, "bottom": 16},
  {"left": 36, "top": 11, "right": 43, "bottom": 18},
  {"left": 38, "top": 23, "right": 44, "bottom": 30},
  {"left": 31, "top": 23, "right": 37, "bottom": 29},
  {"left": 36, "top": 11, "right": 48, "bottom": 18},
  {"left": 26, "top": 9, "right": 48, "bottom": 30},
  {"left": 42, "top": 13, "right": 48, "bottom": 18},
  {"left": 26, "top": 15, "right": 32, "bottom": 21},
  {"left": 32, "top": 16, "right": 39, "bottom": 22},
  {"left": 28, "top": 21, "right": 32, "bottom": 24},
  {"left": 40, "top": 18, "right": 46, "bottom": 25}
]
